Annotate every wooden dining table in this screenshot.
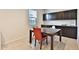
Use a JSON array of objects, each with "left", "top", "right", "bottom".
[{"left": 29, "top": 28, "right": 62, "bottom": 50}]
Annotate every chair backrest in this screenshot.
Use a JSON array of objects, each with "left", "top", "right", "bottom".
[{"left": 33, "top": 28, "right": 42, "bottom": 40}]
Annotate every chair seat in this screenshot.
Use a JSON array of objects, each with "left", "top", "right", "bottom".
[
  {"left": 33, "top": 33, "right": 47, "bottom": 40},
  {"left": 42, "top": 33, "right": 47, "bottom": 37}
]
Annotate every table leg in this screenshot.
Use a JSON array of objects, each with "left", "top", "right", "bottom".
[
  {"left": 29, "top": 30, "right": 32, "bottom": 44},
  {"left": 51, "top": 35, "right": 53, "bottom": 50},
  {"left": 59, "top": 30, "right": 62, "bottom": 42}
]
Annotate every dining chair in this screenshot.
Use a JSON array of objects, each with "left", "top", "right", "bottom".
[{"left": 33, "top": 28, "right": 48, "bottom": 49}]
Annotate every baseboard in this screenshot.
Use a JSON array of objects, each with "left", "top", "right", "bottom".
[{"left": 4, "top": 33, "right": 28, "bottom": 45}]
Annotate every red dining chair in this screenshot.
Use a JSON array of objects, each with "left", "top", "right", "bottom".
[{"left": 33, "top": 28, "right": 48, "bottom": 49}]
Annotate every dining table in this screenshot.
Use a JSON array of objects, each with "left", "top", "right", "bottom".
[{"left": 29, "top": 28, "right": 62, "bottom": 50}]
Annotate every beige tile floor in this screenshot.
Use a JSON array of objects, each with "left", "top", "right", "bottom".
[{"left": 2, "top": 35, "right": 79, "bottom": 50}]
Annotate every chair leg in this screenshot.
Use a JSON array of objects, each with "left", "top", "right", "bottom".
[
  {"left": 46, "top": 37, "right": 48, "bottom": 45},
  {"left": 40, "top": 41, "right": 42, "bottom": 50},
  {"left": 35, "top": 39, "right": 36, "bottom": 47}
]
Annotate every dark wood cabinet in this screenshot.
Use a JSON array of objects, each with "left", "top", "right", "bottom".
[
  {"left": 49, "top": 13, "right": 56, "bottom": 20},
  {"left": 43, "top": 9, "right": 77, "bottom": 21},
  {"left": 43, "top": 14, "right": 46, "bottom": 21},
  {"left": 55, "top": 26, "right": 77, "bottom": 39},
  {"left": 56, "top": 12, "right": 64, "bottom": 20},
  {"left": 64, "top": 9, "right": 77, "bottom": 19},
  {"left": 43, "top": 13, "right": 56, "bottom": 20}
]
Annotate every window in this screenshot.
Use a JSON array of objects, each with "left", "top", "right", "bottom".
[{"left": 28, "top": 9, "right": 37, "bottom": 28}]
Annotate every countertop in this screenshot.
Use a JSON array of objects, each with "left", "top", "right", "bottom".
[{"left": 41, "top": 25, "right": 77, "bottom": 28}]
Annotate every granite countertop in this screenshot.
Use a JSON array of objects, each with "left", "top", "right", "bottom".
[{"left": 41, "top": 24, "right": 77, "bottom": 27}]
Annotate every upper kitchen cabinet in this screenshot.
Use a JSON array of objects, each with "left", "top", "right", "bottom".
[
  {"left": 43, "top": 14, "right": 46, "bottom": 21},
  {"left": 56, "top": 12, "right": 64, "bottom": 20},
  {"left": 43, "top": 9, "right": 77, "bottom": 21},
  {"left": 64, "top": 9, "right": 77, "bottom": 19},
  {"left": 43, "top": 13, "right": 56, "bottom": 21}
]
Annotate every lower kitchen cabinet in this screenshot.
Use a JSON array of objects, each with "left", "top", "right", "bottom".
[{"left": 55, "top": 26, "right": 77, "bottom": 39}]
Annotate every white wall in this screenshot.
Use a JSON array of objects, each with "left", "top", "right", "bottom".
[
  {"left": 0, "top": 9, "right": 29, "bottom": 44},
  {"left": 44, "top": 20, "right": 76, "bottom": 26},
  {"left": 77, "top": 9, "right": 79, "bottom": 42},
  {"left": 37, "top": 9, "right": 44, "bottom": 27},
  {"left": 43, "top": 9, "right": 76, "bottom": 26},
  {"left": 0, "top": 32, "right": 1, "bottom": 49}
]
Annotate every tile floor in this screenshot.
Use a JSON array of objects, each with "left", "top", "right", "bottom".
[{"left": 2, "top": 35, "right": 79, "bottom": 50}]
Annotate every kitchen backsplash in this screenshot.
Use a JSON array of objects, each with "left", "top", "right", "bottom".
[{"left": 44, "top": 20, "right": 76, "bottom": 26}]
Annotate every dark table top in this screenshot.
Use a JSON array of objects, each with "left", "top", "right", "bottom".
[{"left": 41, "top": 28, "right": 61, "bottom": 36}]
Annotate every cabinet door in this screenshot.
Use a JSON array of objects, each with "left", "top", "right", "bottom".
[
  {"left": 64, "top": 11, "right": 69, "bottom": 19},
  {"left": 60, "top": 27, "right": 77, "bottom": 39},
  {"left": 63, "top": 27, "right": 77, "bottom": 39},
  {"left": 55, "top": 26, "right": 77, "bottom": 39},
  {"left": 43, "top": 13, "right": 56, "bottom": 21},
  {"left": 43, "top": 14, "right": 46, "bottom": 21},
  {"left": 56, "top": 12, "right": 64, "bottom": 20},
  {"left": 66, "top": 10, "right": 74, "bottom": 19},
  {"left": 70, "top": 10, "right": 77, "bottom": 19},
  {"left": 64, "top": 9, "right": 77, "bottom": 19},
  {"left": 49, "top": 13, "right": 56, "bottom": 20}
]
